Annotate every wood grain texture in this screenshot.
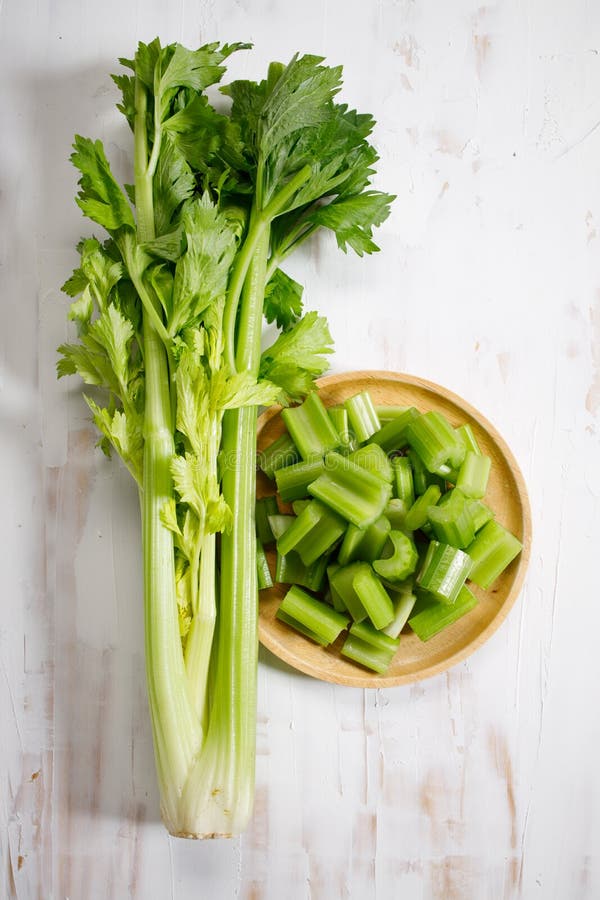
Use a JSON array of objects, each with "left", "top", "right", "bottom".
[
  {"left": 257, "top": 370, "right": 532, "bottom": 687},
  {"left": 1, "top": 0, "right": 599, "bottom": 898}
]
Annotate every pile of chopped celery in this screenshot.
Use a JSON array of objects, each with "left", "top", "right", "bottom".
[{"left": 257, "top": 390, "right": 523, "bottom": 675}]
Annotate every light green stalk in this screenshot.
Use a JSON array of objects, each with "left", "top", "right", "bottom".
[
  {"left": 134, "top": 75, "right": 202, "bottom": 833},
  {"left": 184, "top": 417, "right": 220, "bottom": 730},
  {"left": 186, "top": 228, "right": 270, "bottom": 836}
]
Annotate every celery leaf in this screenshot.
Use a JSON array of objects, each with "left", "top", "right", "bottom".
[
  {"left": 259, "top": 311, "right": 333, "bottom": 402},
  {"left": 263, "top": 268, "right": 303, "bottom": 330},
  {"left": 71, "top": 136, "right": 135, "bottom": 232}
]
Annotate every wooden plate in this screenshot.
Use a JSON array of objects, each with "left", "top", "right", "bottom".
[{"left": 256, "top": 371, "right": 532, "bottom": 687}]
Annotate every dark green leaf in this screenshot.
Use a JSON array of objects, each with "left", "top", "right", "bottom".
[
  {"left": 306, "top": 191, "right": 395, "bottom": 255},
  {"left": 71, "top": 136, "right": 135, "bottom": 232},
  {"left": 153, "top": 135, "right": 196, "bottom": 236},
  {"left": 111, "top": 73, "right": 136, "bottom": 128},
  {"left": 263, "top": 268, "right": 303, "bottom": 330},
  {"left": 260, "top": 311, "right": 333, "bottom": 402}
]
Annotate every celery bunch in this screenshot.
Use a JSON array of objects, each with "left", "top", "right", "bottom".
[{"left": 58, "top": 39, "right": 393, "bottom": 837}]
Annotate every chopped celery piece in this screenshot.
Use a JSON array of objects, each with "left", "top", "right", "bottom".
[
  {"left": 328, "top": 406, "right": 354, "bottom": 450},
  {"left": 294, "top": 502, "right": 347, "bottom": 566},
  {"left": 338, "top": 516, "right": 391, "bottom": 565},
  {"left": 272, "top": 513, "right": 330, "bottom": 590},
  {"left": 375, "top": 405, "right": 410, "bottom": 422},
  {"left": 281, "top": 392, "right": 340, "bottom": 460},
  {"left": 341, "top": 633, "right": 396, "bottom": 674},
  {"left": 268, "top": 514, "right": 295, "bottom": 541},
  {"left": 276, "top": 549, "right": 305, "bottom": 585},
  {"left": 258, "top": 433, "right": 299, "bottom": 479},
  {"left": 382, "top": 583, "right": 417, "bottom": 638},
  {"left": 408, "top": 586, "right": 478, "bottom": 641},
  {"left": 373, "top": 530, "right": 419, "bottom": 583},
  {"left": 349, "top": 621, "right": 400, "bottom": 652},
  {"left": 256, "top": 540, "right": 273, "bottom": 590},
  {"left": 407, "top": 448, "right": 433, "bottom": 495},
  {"left": 302, "top": 554, "right": 332, "bottom": 592},
  {"left": 416, "top": 540, "right": 473, "bottom": 605},
  {"left": 276, "top": 503, "right": 322, "bottom": 557},
  {"left": 406, "top": 411, "right": 465, "bottom": 474},
  {"left": 467, "top": 499, "right": 495, "bottom": 533},
  {"left": 275, "top": 457, "right": 326, "bottom": 502},
  {"left": 278, "top": 586, "right": 349, "bottom": 644},
  {"left": 329, "top": 562, "right": 371, "bottom": 622},
  {"left": 385, "top": 499, "right": 409, "bottom": 532},
  {"left": 292, "top": 499, "right": 311, "bottom": 515},
  {"left": 336, "top": 524, "right": 363, "bottom": 565},
  {"left": 392, "top": 456, "right": 415, "bottom": 506},
  {"left": 456, "top": 423, "right": 481, "bottom": 456},
  {"left": 408, "top": 449, "right": 446, "bottom": 493},
  {"left": 371, "top": 407, "right": 419, "bottom": 453},
  {"left": 404, "top": 484, "right": 442, "bottom": 532},
  {"left": 421, "top": 521, "right": 433, "bottom": 538},
  {"left": 344, "top": 391, "right": 381, "bottom": 443},
  {"left": 466, "top": 520, "right": 522, "bottom": 588},
  {"left": 276, "top": 609, "right": 329, "bottom": 646},
  {"left": 256, "top": 496, "right": 278, "bottom": 545},
  {"left": 308, "top": 451, "right": 392, "bottom": 528},
  {"left": 276, "top": 548, "right": 329, "bottom": 592},
  {"left": 456, "top": 451, "right": 491, "bottom": 499},
  {"left": 428, "top": 488, "right": 475, "bottom": 549},
  {"left": 349, "top": 442, "right": 393, "bottom": 483},
  {"left": 327, "top": 563, "right": 347, "bottom": 612},
  {"left": 352, "top": 565, "right": 394, "bottom": 629}
]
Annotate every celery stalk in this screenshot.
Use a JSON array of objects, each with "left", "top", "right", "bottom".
[
  {"left": 344, "top": 391, "right": 381, "bottom": 442},
  {"left": 341, "top": 633, "right": 396, "bottom": 674},
  {"left": 276, "top": 503, "right": 323, "bottom": 557},
  {"left": 256, "top": 496, "right": 279, "bottom": 545},
  {"left": 408, "top": 586, "right": 478, "bottom": 641},
  {"left": 275, "top": 457, "right": 327, "bottom": 502},
  {"left": 406, "top": 411, "right": 465, "bottom": 474},
  {"left": 428, "top": 488, "right": 476, "bottom": 549},
  {"left": 278, "top": 585, "right": 349, "bottom": 644},
  {"left": 134, "top": 78, "right": 202, "bottom": 835},
  {"left": 393, "top": 456, "right": 415, "bottom": 506},
  {"left": 257, "top": 540, "right": 273, "bottom": 590},
  {"left": 348, "top": 620, "right": 400, "bottom": 652},
  {"left": 258, "top": 433, "right": 299, "bottom": 479},
  {"left": 467, "top": 500, "right": 495, "bottom": 533},
  {"left": 416, "top": 540, "right": 473, "bottom": 605},
  {"left": 466, "top": 520, "right": 522, "bottom": 588},
  {"left": 338, "top": 516, "right": 391, "bottom": 565},
  {"left": 348, "top": 442, "right": 394, "bottom": 482},
  {"left": 382, "top": 583, "right": 417, "bottom": 638},
  {"left": 404, "top": 484, "right": 442, "bottom": 532},
  {"left": 60, "top": 40, "right": 395, "bottom": 840},
  {"left": 294, "top": 503, "right": 347, "bottom": 566},
  {"left": 352, "top": 566, "right": 394, "bottom": 629},
  {"left": 456, "top": 451, "right": 491, "bottom": 499},
  {"left": 456, "top": 424, "right": 481, "bottom": 456},
  {"left": 371, "top": 407, "right": 419, "bottom": 453},
  {"left": 329, "top": 562, "right": 370, "bottom": 622},
  {"left": 328, "top": 406, "right": 354, "bottom": 450},
  {"left": 308, "top": 452, "right": 392, "bottom": 528},
  {"left": 384, "top": 499, "right": 410, "bottom": 533},
  {"left": 282, "top": 392, "right": 340, "bottom": 460},
  {"left": 373, "top": 530, "right": 419, "bottom": 583},
  {"left": 276, "top": 609, "right": 330, "bottom": 646}
]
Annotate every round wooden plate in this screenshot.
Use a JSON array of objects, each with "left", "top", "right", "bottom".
[{"left": 256, "top": 371, "right": 532, "bottom": 687}]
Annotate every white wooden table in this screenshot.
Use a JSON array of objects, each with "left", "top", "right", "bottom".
[{"left": 2, "top": 1, "right": 599, "bottom": 897}]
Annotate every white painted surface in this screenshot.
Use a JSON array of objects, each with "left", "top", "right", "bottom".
[{"left": 1, "top": 0, "right": 599, "bottom": 897}]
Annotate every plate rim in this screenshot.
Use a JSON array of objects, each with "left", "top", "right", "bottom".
[{"left": 257, "top": 369, "right": 532, "bottom": 688}]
